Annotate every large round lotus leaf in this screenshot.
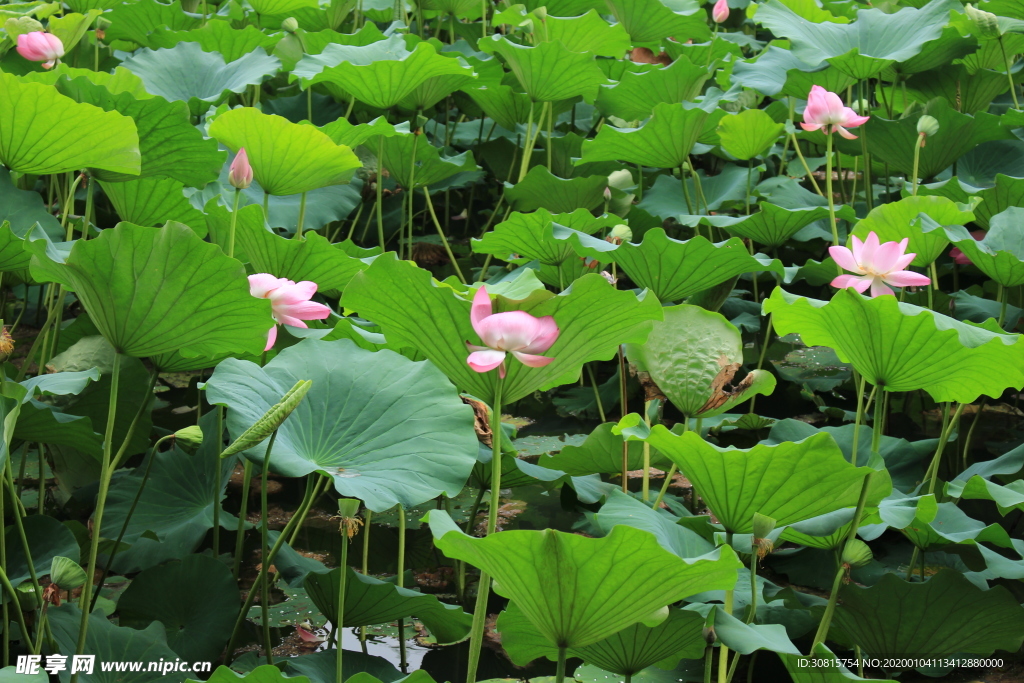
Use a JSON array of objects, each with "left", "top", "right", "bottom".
[
  {"left": 342, "top": 255, "right": 662, "bottom": 404},
  {"left": 590, "top": 489, "right": 715, "bottom": 559},
  {"left": 604, "top": 0, "right": 709, "bottom": 43},
  {"left": 426, "top": 509, "right": 741, "bottom": 649},
  {"left": 208, "top": 108, "right": 360, "bottom": 196},
  {"left": 472, "top": 208, "right": 618, "bottom": 267},
  {"left": 147, "top": 22, "right": 283, "bottom": 63},
  {"left": 504, "top": 166, "right": 609, "bottom": 214},
  {"left": 98, "top": 177, "right": 208, "bottom": 233},
  {"left": 103, "top": 0, "right": 202, "bottom": 45},
  {"left": 27, "top": 222, "right": 272, "bottom": 359},
  {"left": 0, "top": 72, "right": 140, "bottom": 176},
  {"left": 498, "top": 601, "right": 705, "bottom": 673},
  {"left": 118, "top": 554, "right": 239, "bottom": 662},
  {"left": 850, "top": 195, "right": 973, "bottom": 267},
  {"left": 831, "top": 570, "right": 1024, "bottom": 657},
  {"left": 686, "top": 203, "right": 838, "bottom": 248},
  {"left": 617, "top": 425, "right": 891, "bottom": 533},
  {"left": 625, "top": 304, "right": 776, "bottom": 418},
  {"left": 580, "top": 102, "right": 719, "bottom": 169},
  {"left": 536, "top": 422, "right": 673, "bottom": 476},
  {"left": 717, "top": 109, "right": 785, "bottom": 161},
  {"left": 304, "top": 566, "right": 472, "bottom": 644},
  {"left": 946, "top": 208, "right": 1024, "bottom": 287},
  {"left": 203, "top": 338, "right": 478, "bottom": 511},
  {"left": 763, "top": 287, "right": 1024, "bottom": 402},
  {"left": 49, "top": 604, "right": 189, "bottom": 683},
  {"left": 595, "top": 56, "right": 710, "bottom": 121},
  {"left": 478, "top": 36, "right": 606, "bottom": 102}
]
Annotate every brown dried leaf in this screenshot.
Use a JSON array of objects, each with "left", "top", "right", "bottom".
[{"left": 462, "top": 395, "right": 492, "bottom": 447}]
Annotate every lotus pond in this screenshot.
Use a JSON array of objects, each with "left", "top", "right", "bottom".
[{"left": 3, "top": 0, "right": 1024, "bottom": 682}]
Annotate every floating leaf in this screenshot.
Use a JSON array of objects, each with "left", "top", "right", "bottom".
[
  {"left": 580, "top": 101, "right": 720, "bottom": 169},
  {"left": 605, "top": 0, "right": 709, "bottom": 43},
  {"left": 98, "top": 178, "right": 208, "bottom": 233},
  {"left": 505, "top": 166, "right": 608, "bottom": 213},
  {"left": 682, "top": 203, "right": 840, "bottom": 248},
  {"left": 479, "top": 35, "right": 606, "bottom": 102},
  {"left": 595, "top": 56, "right": 710, "bottom": 121}
]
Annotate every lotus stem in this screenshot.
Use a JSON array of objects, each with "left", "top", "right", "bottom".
[
  {"left": 359, "top": 508, "right": 372, "bottom": 645},
  {"left": 555, "top": 645, "right": 567, "bottom": 683},
  {"left": 233, "top": 459, "right": 253, "bottom": 580},
  {"left": 747, "top": 549, "right": 758, "bottom": 624},
  {"left": 998, "top": 283, "right": 1008, "bottom": 328},
  {"left": 3, "top": 461, "right": 43, "bottom": 617},
  {"left": 911, "top": 133, "right": 923, "bottom": 196},
  {"left": 999, "top": 35, "right": 1020, "bottom": 110},
  {"left": 704, "top": 645, "right": 713, "bottom": 683},
  {"left": 689, "top": 156, "right": 707, "bottom": 215},
  {"left": 717, "top": 532, "right": 734, "bottom": 683},
  {"left": 288, "top": 474, "right": 327, "bottom": 546},
  {"left": 73, "top": 353, "right": 123, "bottom": 683},
  {"left": 377, "top": 136, "right": 387, "bottom": 252},
  {"left": 642, "top": 399, "right": 652, "bottom": 501},
  {"left": 652, "top": 464, "right": 676, "bottom": 510},
  {"left": 423, "top": 188, "right": 467, "bottom": 284},
  {"left": 547, "top": 104, "right": 554, "bottom": 173},
  {"left": 906, "top": 546, "right": 920, "bottom": 581},
  {"left": 260, "top": 430, "right": 280, "bottom": 664},
  {"left": 296, "top": 192, "right": 308, "bottom": 240},
  {"left": 0, "top": 564, "right": 34, "bottom": 656},
  {"left": 335, "top": 522, "right": 350, "bottom": 683},
  {"left": 961, "top": 398, "right": 987, "bottom": 471},
  {"left": 213, "top": 407, "right": 223, "bottom": 560},
  {"left": 1, "top": 451, "right": 6, "bottom": 667},
  {"left": 60, "top": 172, "right": 83, "bottom": 232},
  {"left": 680, "top": 164, "right": 694, "bottom": 215},
  {"left": 809, "top": 563, "right": 846, "bottom": 653},
  {"left": 586, "top": 364, "right": 607, "bottom": 423},
  {"left": 849, "top": 372, "right": 866, "bottom": 464},
  {"left": 518, "top": 101, "right": 536, "bottom": 182},
  {"left": 465, "top": 375, "right": 504, "bottom": 683},
  {"left": 825, "top": 133, "right": 839, "bottom": 255},
  {"left": 397, "top": 505, "right": 408, "bottom": 672},
  {"left": 37, "top": 446, "right": 45, "bottom": 514},
  {"left": 925, "top": 402, "right": 965, "bottom": 496},
  {"left": 748, "top": 314, "right": 773, "bottom": 414},
  {"left": 789, "top": 133, "right": 822, "bottom": 197}
]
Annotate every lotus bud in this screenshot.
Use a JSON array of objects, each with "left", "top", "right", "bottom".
[
  {"left": 603, "top": 185, "right": 612, "bottom": 201},
  {"left": 174, "top": 425, "right": 204, "bottom": 454},
  {"left": 607, "top": 169, "right": 634, "bottom": 190},
  {"left": 15, "top": 31, "right": 65, "bottom": 69},
  {"left": 841, "top": 539, "right": 873, "bottom": 569},
  {"left": 702, "top": 611, "right": 716, "bottom": 644},
  {"left": 608, "top": 223, "right": 633, "bottom": 245},
  {"left": 228, "top": 148, "right": 253, "bottom": 190},
  {"left": 751, "top": 512, "right": 777, "bottom": 560},
  {"left": 712, "top": 0, "right": 729, "bottom": 23},
  {"left": 281, "top": 16, "right": 299, "bottom": 32},
  {"left": 965, "top": 4, "right": 1001, "bottom": 38}
]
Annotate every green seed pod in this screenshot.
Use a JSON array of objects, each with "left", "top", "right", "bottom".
[
  {"left": 337, "top": 498, "right": 361, "bottom": 519},
  {"left": 841, "top": 539, "right": 873, "bottom": 569},
  {"left": 174, "top": 425, "right": 204, "bottom": 455},
  {"left": 16, "top": 583, "right": 39, "bottom": 611},
  {"left": 221, "top": 379, "right": 313, "bottom": 457},
  {"left": 966, "top": 4, "right": 1001, "bottom": 38},
  {"left": 281, "top": 17, "right": 299, "bottom": 32},
  {"left": 50, "top": 556, "right": 87, "bottom": 590},
  {"left": 916, "top": 114, "right": 940, "bottom": 138},
  {"left": 751, "top": 512, "right": 777, "bottom": 540}
]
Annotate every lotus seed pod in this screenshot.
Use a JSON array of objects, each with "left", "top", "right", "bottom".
[
  {"left": 337, "top": 498, "right": 361, "bottom": 518},
  {"left": 751, "top": 512, "right": 777, "bottom": 540},
  {"left": 49, "top": 556, "right": 87, "bottom": 590},
  {"left": 174, "top": 425, "right": 204, "bottom": 454},
  {"left": 610, "top": 224, "right": 633, "bottom": 242},
  {"left": 221, "top": 379, "right": 313, "bottom": 457},
  {"left": 841, "top": 538, "right": 873, "bottom": 568},
  {"left": 16, "top": 583, "right": 39, "bottom": 611},
  {"left": 281, "top": 16, "right": 299, "bottom": 32},
  {"left": 917, "top": 115, "right": 940, "bottom": 138},
  {"left": 966, "top": 4, "right": 1001, "bottom": 38}
]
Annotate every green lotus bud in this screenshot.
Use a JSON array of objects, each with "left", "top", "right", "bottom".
[
  {"left": 221, "top": 379, "right": 312, "bottom": 457},
  {"left": 841, "top": 539, "right": 873, "bottom": 569},
  {"left": 966, "top": 4, "right": 1001, "bottom": 38},
  {"left": 609, "top": 224, "right": 633, "bottom": 242},
  {"left": 281, "top": 17, "right": 299, "bottom": 32},
  {"left": 916, "top": 114, "right": 940, "bottom": 138},
  {"left": 174, "top": 425, "right": 204, "bottom": 454},
  {"left": 50, "top": 556, "right": 87, "bottom": 590},
  {"left": 607, "top": 169, "right": 634, "bottom": 191}
]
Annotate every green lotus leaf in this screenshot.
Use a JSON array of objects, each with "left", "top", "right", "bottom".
[
  {"left": 595, "top": 55, "right": 710, "bottom": 121},
  {"left": 15, "top": 401, "right": 103, "bottom": 459},
  {"left": 478, "top": 35, "right": 606, "bottom": 102},
  {"left": 279, "top": 647, "right": 412, "bottom": 683},
  {"left": 763, "top": 287, "right": 1024, "bottom": 402},
  {"left": 472, "top": 208, "right": 616, "bottom": 267},
  {"left": 48, "top": 556, "right": 86, "bottom": 590},
  {"left": 710, "top": 607, "right": 803, "bottom": 655},
  {"left": 0, "top": 168, "right": 61, "bottom": 265},
  {"left": 505, "top": 166, "right": 608, "bottom": 213},
  {"left": 249, "top": 0, "right": 317, "bottom": 15},
  {"left": 367, "top": 123, "right": 478, "bottom": 190},
  {"left": 48, "top": 10, "right": 101, "bottom": 54},
  {"left": 682, "top": 203, "right": 839, "bottom": 248},
  {"left": 209, "top": 204, "right": 370, "bottom": 296},
  {"left": 580, "top": 101, "right": 720, "bottom": 169},
  {"left": 538, "top": 10, "right": 632, "bottom": 57},
  {"left": 293, "top": 36, "right": 473, "bottom": 109},
  {"left": 946, "top": 208, "right": 1024, "bottom": 287},
  {"left": 850, "top": 195, "right": 973, "bottom": 267},
  {"left": 343, "top": 256, "right": 662, "bottom": 404},
  {"left": 0, "top": 72, "right": 140, "bottom": 176},
  {"left": 625, "top": 304, "right": 776, "bottom": 418},
  {"left": 537, "top": 423, "right": 673, "bottom": 476},
  {"left": 102, "top": 411, "right": 238, "bottom": 573},
  {"left": 118, "top": 555, "right": 239, "bottom": 661},
  {"left": 426, "top": 508, "right": 741, "bottom": 648},
  {"left": 604, "top": 0, "right": 708, "bottom": 43},
  {"left": 121, "top": 43, "right": 281, "bottom": 116},
  {"left": 304, "top": 566, "right": 472, "bottom": 644},
  {"left": 419, "top": 0, "right": 479, "bottom": 15},
  {"left": 831, "top": 570, "right": 1024, "bottom": 656},
  {"left": 204, "top": 338, "right": 477, "bottom": 511},
  {"left": 65, "top": 0, "right": 120, "bottom": 11},
  {"left": 854, "top": 100, "right": 1013, "bottom": 181},
  {"left": 6, "top": 514, "right": 79, "bottom": 587},
  {"left": 899, "top": 502, "right": 1018, "bottom": 556},
  {"left": 779, "top": 643, "right": 897, "bottom": 682},
  {"left": 638, "top": 166, "right": 750, "bottom": 218},
  {"left": 717, "top": 109, "right": 785, "bottom": 161},
  {"left": 946, "top": 444, "right": 1024, "bottom": 515},
  {"left": 27, "top": 222, "right": 271, "bottom": 358},
  {"left": 104, "top": 0, "right": 202, "bottom": 45},
  {"left": 20, "top": 64, "right": 152, "bottom": 99},
  {"left": 616, "top": 425, "right": 890, "bottom": 533},
  {"left": 465, "top": 84, "right": 540, "bottom": 130},
  {"left": 498, "top": 601, "right": 705, "bottom": 672},
  {"left": 610, "top": 230, "right": 783, "bottom": 303},
  {"left": 920, "top": 174, "right": 1024, "bottom": 229},
  {"left": 590, "top": 488, "right": 715, "bottom": 559},
  {"left": 756, "top": 0, "right": 961, "bottom": 79},
  {"left": 208, "top": 107, "right": 360, "bottom": 196},
  {"left": 49, "top": 604, "right": 189, "bottom": 683},
  {"left": 53, "top": 78, "right": 224, "bottom": 186},
  {"left": 904, "top": 64, "right": 1009, "bottom": 115},
  {"left": 148, "top": 21, "right": 282, "bottom": 62},
  {"left": 98, "top": 177, "right": 208, "bottom": 234},
  {"left": 731, "top": 46, "right": 856, "bottom": 98},
  {"left": 397, "top": 57, "right": 480, "bottom": 111}
]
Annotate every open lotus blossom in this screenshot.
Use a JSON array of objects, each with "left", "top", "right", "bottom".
[
  {"left": 712, "top": 0, "right": 729, "bottom": 23},
  {"left": 248, "top": 274, "right": 331, "bottom": 351},
  {"left": 16, "top": 32, "right": 64, "bottom": 69},
  {"left": 800, "top": 85, "right": 870, "bottom": 140},
  {"left": 830, "top": 232, "right": 931, "bottom": 297},
  {"left": 466, "top": 286, "right": 559, "bottom": 378},
  {"left": 949, "top": 230, "right": 986, "bottom": 265}
]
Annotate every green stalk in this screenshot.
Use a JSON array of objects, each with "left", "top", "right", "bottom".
[
  {"left": 586, "top": 364, "right": 607, "bottom": 423},
  {"left": 518, "top": 101, "right": 536, "bottom": 183},
  {"left": 335, "top": 522, "right": 350, "bottom": 683},
  {"left": 263, "top": 190, "right": 270, "bottom": 220},
  {"left": 911, "top": 134, "right": 923, "bottom": 196},
  {"left": 746, "top": 549, "right": 758, "bottom": 624},
  {"left": 999, "top": 35, "right": 1020, "bottom": 110},
  {"left": 359, "top": 508, "right": 372, "bottom": 645},
  {"left": 73, "top": 353, "right": 123, "bottom": 683},
  {"left": 0, "top": 565, "right": 33, "bottom": 655},
  {"left": 288, "top": 475, "right": 326, "bottom": 546},
  {"left": 376, "top": 136, "right": 387, "bottom": 252},
  {"left": 790, "top": 134, "right": 823, "bottom": 197},
  {"left": 849, "top": 373, "right": 866, "bottom": 464},
  {"left": 925, "top": 402, "right": 966, "bottom": 496},
  {"left": 642, "top": 399, "right": 652, "bottom": 502},
  {"left": 465, "top": 375, "right": 504, "bottom": 683},
  {"left": 260, "top": 431, "right": 280, "bottom": 664},
  {"left": 60, "top": 173, "right": 84, "bottom": 232},
  {"left": 717, "top": 532, "right": 734, "bottom": 683},
  {"left": 704, "top": 646, "right": 713, "bottom": 683},
  {"left": 555, "top": 646, "right": 567, "bottom": 683},
  {"left": 423, "top": 188, "right": 466, "bottom": 284},
  {"left": 296, "top": 192, "right": 308, "bottom": 240},
  {"left": 406, "top": 125, "right": 421, "bottom": 260},
  {"left": 396, "top": 505, "right": 408, "bottom": 672},
  {"left": 1, "top": 441, "right": 6, "bottom": 665},
  {"left": 998, "top": 283, "right": 1008, "bottom": 328},
  {"left": 680, "top": 164, "right": 694, "bottom": 214},
  {"left": 810, "top": 564, "right": 846, "bottom": 652},
  {"left": 212, "top": 407, "right": 224, "bottom": 560},
  {"left": 825, "top": 133, "right": 839, "bottom": 253},
  {"left": 37, "top": 445, "right": 45, "bottom": 514},
  {"left": 233, "top": 459, "right": 253, "bottom": 580},
  {"left": 747, "top": 314, "right": 773, "bottom": 414},
  {"left": 3, "top": 461, "right": 43, "bottom": 614}
]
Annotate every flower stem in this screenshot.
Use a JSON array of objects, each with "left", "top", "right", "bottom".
[
  {"left": 260, "top": 430, "right": 280, "bottom": 664},
  {"left": 396, "top": 505, "right": 408, "bottom": 672},
  {"left": 233, "top": 459, "right": 253, "bottom": 580},
  {"left": 465, "top": 375, "right": 504, "bottom": 683},
  {"left": 212, "top": 406, "right": 223, "bottom": 560},
  {"left": 335, "top": 521, "right": 349, "bottom": 683},
  {"left": 423, "top": 187, "right": 467, "bottom": 284},
  {"left": 296, "top": 192, "right": 308, "bottom": 239},
  {"left": 0, "top": 564, "right": 33, "bottom": 655},
  {"left": 790, "top": 133, "right": 823, "bottom": 197},
  {"left": 746, "top": 548, "right": 758, "bottom": 624},
  {"left": 377, "top": 136, "right": 386, "bottom": 252},
  {"left": 999, "top": 35, "right": 1020, "bottom": 110},
  {"left": 998, "top": 283, "right": 1008, "bottom": 328},
  {"left": 911, "top": 134, "right": 923, "bottom": 196},
  {"left": 555, "top": 645, "right": 567, "bottom": 683},
  {"left": 850, "top": 372, "right": 866, "bottom": 464},
  {"left": 717, "top": 533, "right": 734, "bottom": 683},
  {"left": 925, "top": 402, "right": 965, "bottom": 496},
  {"left": 642, "top": 399, "right": 652, "bottom": 501},
  {"left": 229, "top": 189, "right": 241, "bottom": 258},
  {"left": 825, "top": 133, "right": 839, "bottom": 253}
]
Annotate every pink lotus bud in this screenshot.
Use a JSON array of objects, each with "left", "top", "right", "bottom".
[
  {"left": 712, "top": 0, "right": 729, "bottom": 23},
  {"left": 228, "top": 148, "right": 253, "bottom": 189},
  {"left": 16, "top": 32, "right": 64, "bottom": 69},
  {"left": 603, "top": 186, "right": 612, "bottom": 201}
]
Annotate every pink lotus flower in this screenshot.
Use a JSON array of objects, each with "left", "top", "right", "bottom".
[
  {"left": 712, "top": 0, "right": 729, "bottom": 23},
  {"left": 229, "top": 148, "right": 253, "bottom": 189},
  {"left": 800, "top": 85, "right": 870, "bottom": 140},
  {"left": 248, "top": 274, "right": 331, "bottom": 351},
  {"left": 830, "top": 232, "right": 931, "bottom": 297},
  {"left": 949, "top": 230, "right": 986, "bottom": 266},
  {"left": 16, "top": 32, "right": 64, "bottom": 69},
  {"left": 466, "top": 286, "right": 559, "bottom": 378}
]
